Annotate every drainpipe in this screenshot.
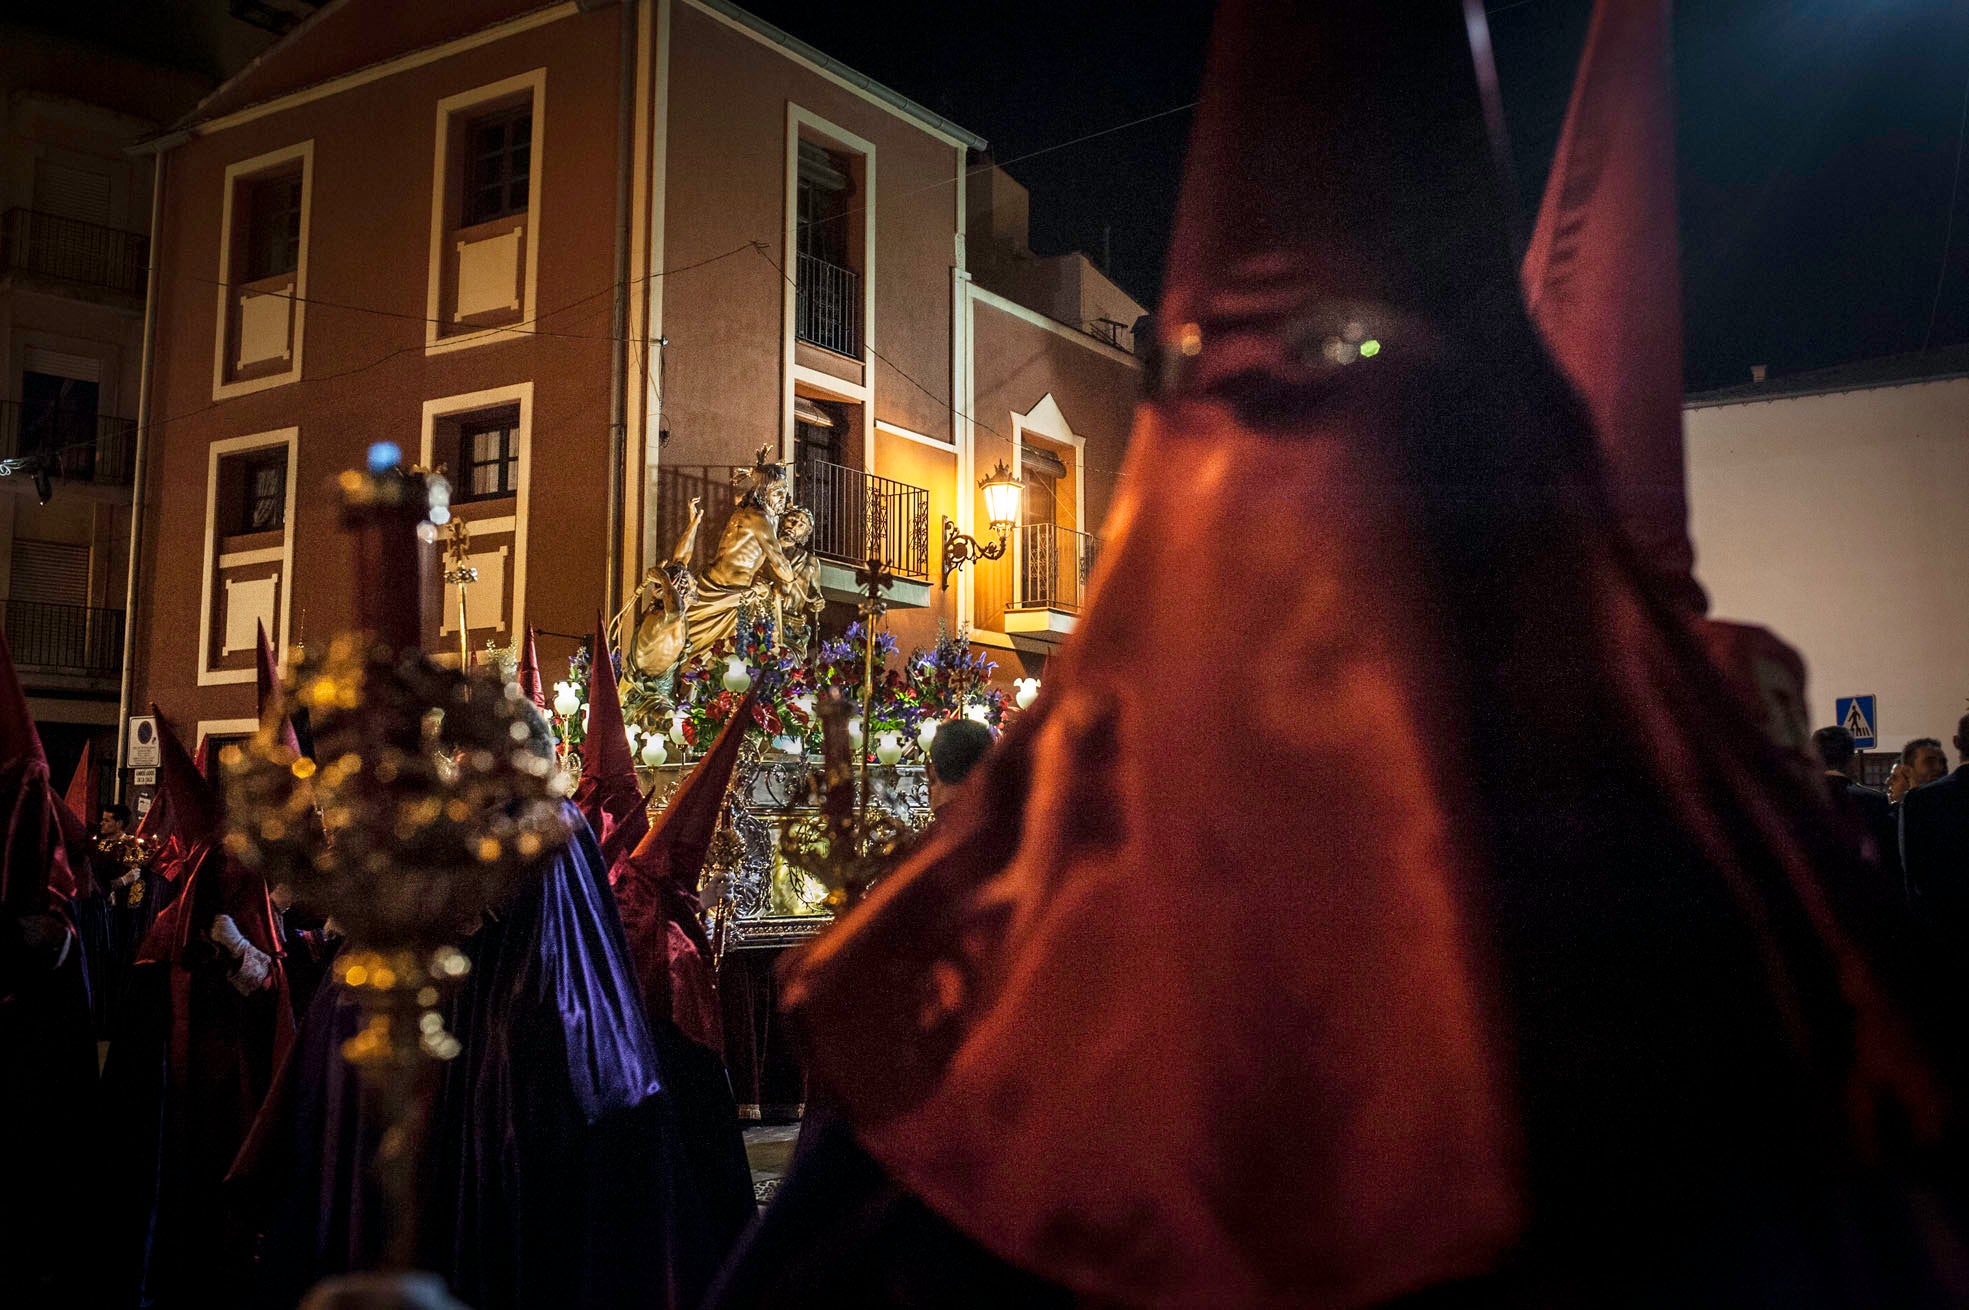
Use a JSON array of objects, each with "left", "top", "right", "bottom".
[
  {"left": 114, "top": 145, "right": 168, "bottom": 796},
  {"left": 603, "top": 0, "right": 636, "bottom": 611}
]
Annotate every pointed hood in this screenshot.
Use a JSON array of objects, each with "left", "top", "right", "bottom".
[
  {"left": 1521, "top": 0, "right": 1703, "bottom": 613},
  {"left": 570, "top": 615, "right": 646, "bottom": 866},
  {"left": 611, "top": 692, "right": 754, "bottom": 1056},
  {"left": 61, "top": 739, "right": 93, "bottom": 824},
  {"left": 136, "top": 709, "right": 219, "bottom": 871},
  {"left": 254, "top": 620, "right": 304, "bottom": 759},
  {"left": 0, "top": 627, "right": 69, "bottom": 914},
  {"left": 517, "top": 625, "right": 547, "bottom": 713},
  {"left": 776, "top": 3, "right": 1935, "bottom": 1305},
  {"left": 0, "top": 623, "right": 47, "bottom": 773},
  {"left": 55, "top": 741, "right": 99, "bottom": 898}
]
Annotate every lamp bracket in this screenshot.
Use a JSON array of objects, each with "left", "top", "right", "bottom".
[{"left": 940, "top": 514, "right": 1007, "bottom": 588}]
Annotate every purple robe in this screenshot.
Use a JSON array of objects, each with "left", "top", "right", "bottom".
[{"left": 236, "top": 802, "right": 712, "bottom": 1309}]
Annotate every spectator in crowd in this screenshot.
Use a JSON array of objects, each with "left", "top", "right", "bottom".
[
  {"left": 1814, "top": 725, "right": 1898, "bottom": 872},
  {"left": 1889, "top": 737, "right": 1951, "bottom": 803},
  {"left": 1902, "top": 713, "right": 1969, "bottom": 932},
  {"left": 927, "top": 719, "right": 995, "bottom": 814}
]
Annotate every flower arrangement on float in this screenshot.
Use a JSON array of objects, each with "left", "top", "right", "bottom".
[{"left": 561, "top": 615, "right": 1017, "bottom": 778}]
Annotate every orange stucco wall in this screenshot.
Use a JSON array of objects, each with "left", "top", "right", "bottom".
[{"left": 134, "top": 5, "right": 624, "bottom": 737}]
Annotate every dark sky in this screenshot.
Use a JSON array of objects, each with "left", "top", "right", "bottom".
[{"left": 744, "top": 0, "right": 1969, "bottom": 391}]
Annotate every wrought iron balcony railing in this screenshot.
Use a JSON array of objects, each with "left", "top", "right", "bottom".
[
  {"left": 1, "top": 209, "right": 148, "bottom": 296},
  {"left": 796, "top": 458, "right": 929, "bottom": 579},
  {"left": 654, "top": 459, "right": 931, "bottom": 594},
  {"left": 3, "top": 599, "right": 125, "bottom": 678},
  {"left": 795, "top": 252, "right": 860, "bottom": 357},
  {"left": 1014, "top": 522, "right": 1098, "bottom": 614},
  {"left": 0, "top": 401, "right": 137, "bottom": 486}
]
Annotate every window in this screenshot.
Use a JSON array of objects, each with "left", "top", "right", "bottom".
[
  {"left": 463, "top": 107, "right": 531, "bottom": 226},
  {"left": 1022, "top": 443, "right": 1067, "bottom": 527},
  {"left": 19, "top": 369, "right": 99, "bottom": 466},
  {"left": 238, "top": 450, "right": 288, "bottom": 534},
  {"left": 213, "top": 141, "right": 311, "bottom": 397},
  {"left": 243, "top": 172, "right": 302, "bottom": 281},
  {"left": 795, "top": 137, "right": 861, "bottom": 357},
  {"left": 794, "top": 396, "right": 843, "bottom": 467},
  {"left": 429, "top": 75, "right": 543, "bottom": 350},
  {"left": 457, "top": 409, "right": 520, "bottom": 500},
  {"left": 796, "top": 141, "right": 852, "bottom": 267}
]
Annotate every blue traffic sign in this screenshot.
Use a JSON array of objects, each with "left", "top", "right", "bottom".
[{"left": 1835, "top": 695, "right": 1877, "bottom": 749}]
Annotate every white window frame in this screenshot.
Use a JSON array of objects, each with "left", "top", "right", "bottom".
[
  {"left": 782, "top": 104, "right": 876, "bottom": 464},
  {"left": 210, "top": 141, "right": 314, "bottom": 400},
  {"left": 198, "top": 427, "right": 299, "bottom": 686},
  {"left": 425, "top": 70, "right": 547, "bottom": 356},
  {"left": 1010, "top": 393, "right": 1086, "bottom": 608},
  {"left": 420, "top": 382, "right": 533, "bottom": 640}
]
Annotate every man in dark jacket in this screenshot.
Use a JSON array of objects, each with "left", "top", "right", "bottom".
[
  {"left": 1903, "top": 713, "right": 1969, "bottom": 933},
  {"left": 1814, "top": 724, "right": 1897, "bottom": 872}
]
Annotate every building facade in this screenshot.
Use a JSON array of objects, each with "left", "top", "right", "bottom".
[
  {"left": 0, "top": 13, "right": 279, "bottom": 807},
  {"left": 125, "top": 0, "right": 1144, "bottom": 781},
  {"left": 1686, "top": 346, "right": 1969, "bottom": 764}
]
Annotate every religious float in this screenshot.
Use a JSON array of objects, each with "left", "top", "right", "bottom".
[{"left": 509, "top": 450, "right": 1036, "bottom": 1112}]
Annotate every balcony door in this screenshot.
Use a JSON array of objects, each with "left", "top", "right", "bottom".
[
  {"left": 19, "top": 351, "right": 102, "bottom": 479},
  {"left": 1020, "top": 444, "right": 1066, "bottom": 608}
]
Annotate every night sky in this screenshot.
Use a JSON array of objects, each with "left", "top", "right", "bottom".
[{"left": 744, "top": 0, "right": 1969, "bottom": 391}]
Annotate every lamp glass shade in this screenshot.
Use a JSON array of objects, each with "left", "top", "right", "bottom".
[
  {"left": 980, "top": 463, "right": 1022, "bottom": 533},
  {"left": 552, "top": 683, "right": 581, "bottom": 719},
  {"left": 917, "top": 718, "right": 939, "bottom": 751},
  {"left": 721, "top": 656, "right": 753, "bottom": 694},
  {"left": 875, "top": 731, "right": 904, "bottom": 766},
  {"left": 668, "top": 711, "right": 687, "bottom": 746},
  {"left": 640, "top": 735, "right": 667, "bottom": 767}
]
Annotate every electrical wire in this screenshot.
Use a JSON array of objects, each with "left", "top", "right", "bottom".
[{"left": 1923, "top": 47, "right": 1969, "bottom": 351}]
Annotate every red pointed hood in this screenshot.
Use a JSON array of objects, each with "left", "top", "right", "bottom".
[
  {"left": 136, "top": 709, "right": 219, "bottom": 873},
  {"left": 253, "top": 620, "right": 303, "bottom": 759},
  {"left": 0, "top": 627, "right": 69, "bottom": 914},
  {"left": 777, "top": 3, "right": 1935, "bottom": 1305},
  {"left": 570, "top": 614, "right": 648, "bottom": 867},
  {"left": 61, "top": 739, "right": 93, "bottom": 824},
  {"left": 611, "top": 692, "right": 754, "bottom": 1056},
  {"left": 517, "top": 625, "right": 547, "bottom": 712},
  {"left": 1521, "top": 0, "right": 1703, "bottom": 614}
]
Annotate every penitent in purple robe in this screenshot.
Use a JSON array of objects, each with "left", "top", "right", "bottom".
[{"left": 236, "top": 801, "right": 714, "bottom": 1310}]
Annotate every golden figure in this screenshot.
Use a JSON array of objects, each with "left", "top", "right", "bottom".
[
  {"left": 775, "top": 506, "right": 825, "bottom": 661},
  {"left": 620, "top": 448, "right": 798, "bottom": 679}
]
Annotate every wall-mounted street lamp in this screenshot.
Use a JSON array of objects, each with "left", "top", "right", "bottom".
[{"left": 941, "top": 459, "right": 1022, "bottom": 587}]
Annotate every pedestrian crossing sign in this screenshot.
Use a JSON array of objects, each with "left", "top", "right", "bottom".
[{"left": 1835, "top": 695, "right": 1877, "bottom": 749}]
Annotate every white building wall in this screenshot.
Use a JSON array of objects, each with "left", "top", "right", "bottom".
[{"left": 1685, "top": 377, "right": 1969, "bottom": 755}]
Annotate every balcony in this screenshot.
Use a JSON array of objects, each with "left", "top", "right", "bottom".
[
  {"left": 795, "top": 253, "right": 860, "bottom": 358},
  {"left": 1003, "top": 522, "right": 1097, "bottom": 644},
  {"left": 1, "top": 209, "right": 147, "bottom": 298},
  {"left": 654, "top": 460, "right": 931, "bottom": 612},
  {"left": 795, "top": 458, "right": 929, "bottom": 579},
  {"left": 3, "top": 600, "right": 125, "bottom": 683},
  {"left": 0, "top": 401, "right": 137, "bottom": 488}
]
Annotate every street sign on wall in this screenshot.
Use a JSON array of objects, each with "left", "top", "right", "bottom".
[
  {"left": 127, "top": 715, "right": 160, "bottom": 768},
  {"left": 1835, "top": 695, "right": 1877, "bottom": 750}
]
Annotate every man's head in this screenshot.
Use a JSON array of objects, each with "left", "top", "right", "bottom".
[
  {"left": 927, "top": 718, "right": 995, "bottom": 813},
  {"left": 1812, "top": 725, "right": 1857, "bottom": 778},
  {"left": 100, "top": 802, "right": 131, "bottom": 837},
  {"left": 1956, "top": 712, "right": 1969, "bottom": 767},
  {"left": 1902, "top": 737, "right": 1950, "bottom": 789},
  {"left": 778, "top": 506, "right": 815, "bottom": 547}
]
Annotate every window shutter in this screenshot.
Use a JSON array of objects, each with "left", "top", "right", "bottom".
[
  {"left": 8, "top": 540, "right": 91, "bottom": 605},
  {"left": 33, "top": 161, "right": 113, "bottom": 226},
  {"left": 23, "top": 349, "right": 102, "bottom": 384}
]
